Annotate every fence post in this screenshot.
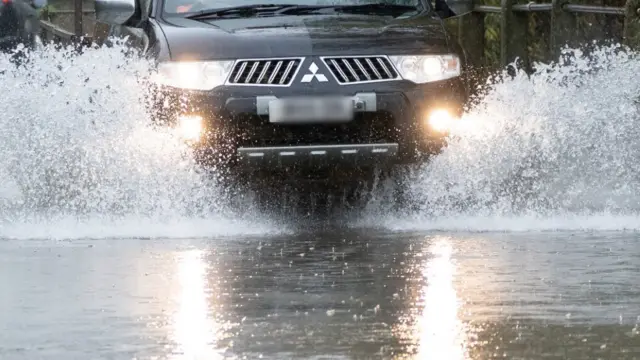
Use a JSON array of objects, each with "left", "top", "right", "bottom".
[
  {"left": 500, "top": 0, "right": 529, "bottom": 70},
  {"left": 458, "top": 1, "right": 485, "bottom": 69},
  {"left": 550, "top": 0, "right": 576, "bottom": 60},
  {"left": 74, "top": 0, "right": 83, "bottom": 36},
  {"left": 94, "top": 22, "right": 111, "bottom": 46},
  {"left": 623, "top": 0, "right": 640, "bottom": 50}
]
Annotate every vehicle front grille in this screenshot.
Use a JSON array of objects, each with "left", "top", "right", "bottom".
[
  {"left": 321, "top": 56, "right": 400, "bottom": 84},
  {"left": 227, "top": 58, "right": 303, "bottom": 86}
]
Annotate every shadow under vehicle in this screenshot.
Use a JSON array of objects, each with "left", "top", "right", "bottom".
[{"left": 94, "top": 0, "right": 475, "bottom": 208}]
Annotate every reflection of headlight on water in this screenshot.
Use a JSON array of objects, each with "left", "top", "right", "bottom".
[
  {"left": 416, "top": 237, "right": 468, "bottom": 359},
  {"left": 170, "top": 249, "right": 224, "bottom": 360},
  {"left": 177, "top": 115, "right": 203, "bottom": 141}
]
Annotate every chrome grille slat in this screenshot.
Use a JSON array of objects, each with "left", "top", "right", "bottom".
[
  {"left": 376, "top": 58, "right": 393, "bottom": 78},
  {"left": 330, "top": 59, "right": 349, "bottom": 83},
  {"left": 245, "top": 62, "right": 259, "bottom": 83},
  {"left": 256, "top": 61, "right": 270, "bottom": 84},
  {"left": 227, "top": 58, "right": 303, "bottom": 86},
  {"left": 321, "top": 56, "right": 399, "bottom": 84},
  {"left": 354, "top": 58, "right": 371, "bottom": 81},
  {"left": 280, "top": 61, "right": 295, "bottom": 85},
  {"left": 233, "top": 62, "right": 247, "bottom": 83},
  {"left": 268, "top": 61, "right": 283, "bottom": 84},
  {"left": 365, "top": 58, "right": 382, "bottom": 79},
  {"left": 342, "top": 59, "right": 360, "bottom": 82}
]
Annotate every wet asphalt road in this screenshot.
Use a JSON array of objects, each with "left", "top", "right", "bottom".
[{"left": 1, "top": 229, "right": 640, "bottom": 359}]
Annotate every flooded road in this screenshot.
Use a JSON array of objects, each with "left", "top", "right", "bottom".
[{"left": 2, "top": 230, "right": 639, "bottom": 359}]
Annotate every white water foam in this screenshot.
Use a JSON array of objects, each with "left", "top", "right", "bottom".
[
  {"left": 363, "top": 44, "right": 640, "bottom": 232},
  {"left": 0, "top": 42, "right": 284, "bottom": 239}
]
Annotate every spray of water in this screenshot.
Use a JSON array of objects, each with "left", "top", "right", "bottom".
[
  {"left": 3, "top": 40, "right": 638, "bottom": 236},
  {"left": 0, "top": 41, "right": 283, "bottom": 239},
  {"left": 363, "top": 44, "right": 640, "bottom": 231}
]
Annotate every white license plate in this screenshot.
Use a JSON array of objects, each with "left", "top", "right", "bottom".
[{"left": 268, "top": 97, "right": 354, "bottom": 124}]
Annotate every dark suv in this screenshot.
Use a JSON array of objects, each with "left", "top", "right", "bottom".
[{"left": 96, "top": 0, "right": 474, "bottom": 183}]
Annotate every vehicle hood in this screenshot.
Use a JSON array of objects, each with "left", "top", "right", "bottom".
[{"left": 159, "top": 13, "right": 450, "bottom": 60}]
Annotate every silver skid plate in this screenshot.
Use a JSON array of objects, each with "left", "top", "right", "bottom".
[{"left": 237, "top": 143, "right": 399, "bottom": 167}]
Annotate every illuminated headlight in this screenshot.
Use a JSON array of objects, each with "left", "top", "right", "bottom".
[
  {"left": 428, "top": 109, "right": 454, "bottom": 132},
  {"left": 388, "top": 55, "right": 460, "bottom": 83},
  {"left": 152, "top": 60, "right": 235, "bottom": 90},
  {"left": 177, "top": 115, "right": 203, "bottom": 141}
]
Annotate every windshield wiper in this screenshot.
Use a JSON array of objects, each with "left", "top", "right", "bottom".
[
  {"left": 275, "top": 3, "right": 418, "bottom": 16},
  {"left": 185, "top": 3, "right": 417, "bottom": 19},
  {"left": 185, "top": 4, "right": 303, "bottom": 19}
]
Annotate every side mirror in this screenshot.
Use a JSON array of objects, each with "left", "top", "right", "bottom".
[
  {"left": 95, "top": 0, "right": 136, "bottom": 25},
  {"left": 441, "top": 0, "right": 473, "bottom": 17}
]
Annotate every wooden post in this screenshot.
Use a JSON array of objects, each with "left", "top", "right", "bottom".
[
  {"left": 550, "top": 0, "right": 576, "bottom": 60},
  {"left": 74, "top": 0, "right": 83, "bottom": 36},
  {"left": 623, "top": 0, "right": 640, "bottom": 50},
  {"left": 93, "top": 22, "right": 111, "bottom": 46},
  {"left": 500, "top": 0, "right": 529, "bottom": 71}
]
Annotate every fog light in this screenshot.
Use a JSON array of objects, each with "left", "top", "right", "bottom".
[
  {"left": 177, "top": 115, "right": 203, "bottom": 141},
  {"left": 428, "top": 109, "right": 454, "bottom": 132}
]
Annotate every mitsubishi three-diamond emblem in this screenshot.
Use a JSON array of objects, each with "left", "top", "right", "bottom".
[{"left": 300, "top": 62, "right": 328, "bottom": 83}]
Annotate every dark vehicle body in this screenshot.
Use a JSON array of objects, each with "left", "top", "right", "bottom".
[
  {"left": 0, "top": 0, "right": 43, "bottom": 52},
  {"left": 95, "top": 0, "right": 475, "bottom": 187}
]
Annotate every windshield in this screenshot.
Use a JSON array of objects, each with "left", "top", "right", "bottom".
[{"left": 163, "top": 0, "right": 422, "bottom": 16}]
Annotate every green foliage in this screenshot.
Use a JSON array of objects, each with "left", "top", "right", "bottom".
[{"left": 38, "top": 3, "right": 58, "bottom": 20}]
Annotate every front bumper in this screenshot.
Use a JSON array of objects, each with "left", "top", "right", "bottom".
[{"left": 151, "top": 78, "right": 467, "bottom": 169}]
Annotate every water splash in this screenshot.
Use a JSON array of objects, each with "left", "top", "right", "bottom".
[
  {"left": 4, "top": 40, "right": 639, "bottom": 236},
  {"left": 365, "top": 44, "right": 640, "bottom": 231},
  {"left": 0, "top": 42, "right": 282, "bottom": 239}
]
